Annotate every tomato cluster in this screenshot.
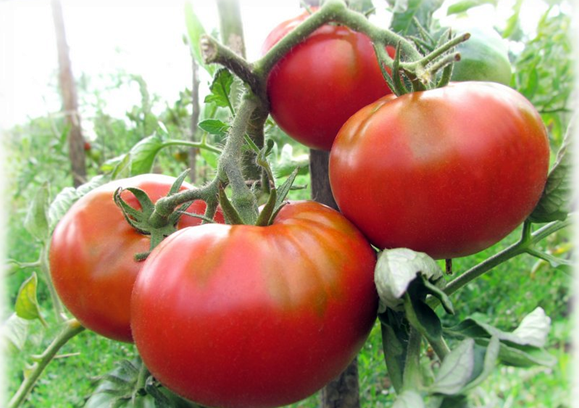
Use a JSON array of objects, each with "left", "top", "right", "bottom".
[
  {"left": 48, "top": 7, "right": 551, "bottom": 408},
  {"left": 49, "top": 174, "right": 224, "bottom": 342}
]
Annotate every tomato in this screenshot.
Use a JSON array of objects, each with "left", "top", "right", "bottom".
[
  {"left": 263, "top": 10, "right": 393, "bottom": 151},
  {"left": 49, "top": 174, "right": 224, "bottom": 342},
  {"left": 131, "top": 201, "right": 377, "bottom": 408},
  {"left": 329, "top": 82, "right": 549, "bottom": 259},
  {"left": 450, "top": 26, "right": 512, "bottom": 85}
]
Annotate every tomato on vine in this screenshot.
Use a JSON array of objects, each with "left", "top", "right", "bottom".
[
  {"left": 329, "top": 81, "right": 550, "bottom": 259},
  {"left": 263, "top": 9, "right": 393, "bottom": 151},
  {"left": 49, "top": 174, "right": 224, "bottom": 343},
  {"left": 131, "top": 201, "right": 378, "bottom": 408}
]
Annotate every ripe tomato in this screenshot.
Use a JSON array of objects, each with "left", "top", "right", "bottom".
[
  {"left": 131, "top": 201, "right": 377, "bottom": 408},
  {"left": 49, "top": 174, "right": 224, "bottom": 342},
  {"left": 263, "top": 10, "right": 393, "bottom": 151},
  {"left": 329, "top": 82, "right": 549, "bottom": 259}
]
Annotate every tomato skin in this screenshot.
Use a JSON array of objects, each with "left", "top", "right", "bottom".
[
  {"left": 263, "top": 10, "right": 392, "bottom": 151},
  {"left": 49, "top": 174, "right": 223, "bottom": 343},
  {"left": 329, "top": 82, "right": 550, "bottom": 259},
  {"left": 451, "top": 26, "right": 512, "bottom": 85},
  {"left": 131, "top": 201, "right": 377, "bottom": 408}
]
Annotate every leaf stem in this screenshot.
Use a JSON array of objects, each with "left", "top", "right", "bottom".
[
  {"left": 8, "top": 319, "right": 85, "bottom": 408},
  {"left": 441, "top": 217, "right": 573, "bottom": 299},
  {"left": 162, "top": 139, "right": 222, "bottom": 155}
]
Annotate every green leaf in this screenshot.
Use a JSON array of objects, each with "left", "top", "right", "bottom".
[
  {"left": 184, "top": 0, "right": 214, "bottom": 75},
  {"left": 446, "top": 0, "right": 497, "bottom": 15},
  {"left": 273, "top": 144, "right": 310, "bottom": 178},
  {"left": 476, "top": 337, "right": 556, "bottom": 367},
  {"left": 199, "top": 119, "right": 230, "bottom": 137},
  {"left": 389, "top": 0, "right": 444, "bottom": 35},
  {"left": 405, "top": 288, "right": 443, "bottom": 340},
  {"left": 446, "top": 307, "right": 551, "bottom": 348},
  {"left": 374, "top": 248, "right": 445, "bottom": 312},
  {"left": 110, "top": 153, "right": 132, "bottom": 180},
  {"left": 129, "top": 134, "right": 165, "bottom": 175},
  {"left": 461, "top": 336, "right": 499, "bottom": 392},
  {"left": 392, "top": 389, "right": 425, "bottom": 408},
  {"left": 529, "top": 119, "right": 574, "bottom": 223},
  {"left": 430, "top": 338, "right": 475, "bottom": 395},
  {"left": 204, "top": 68, "right": 234, "bottom": 109},
  {"left": 444, "top": 308, "right": 555, "bottom": 368},
  {"left": 15, "top": 273, "right": 45, "bottom": 325},
  {"left": 200, "top": 148, "right": 219, "bottom": 169},
  {"left": 379, "top": 311, "right": 409, "bottom": 393},
  {"left": 1, "top": 314, "right": 31, "bottom": 354},
  {"left": 24, "top": 183, "right": 50, "bottom": 240},
  {"left": 502, "top": 0, "right": 522, "bottom": 39}
]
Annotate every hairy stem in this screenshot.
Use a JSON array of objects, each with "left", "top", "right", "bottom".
[
  {"left": 441, "top": 217, "right": 573, "bottom": 300},
  {"left": 9, "top": 320, "right": 85, "bottom": 408}
]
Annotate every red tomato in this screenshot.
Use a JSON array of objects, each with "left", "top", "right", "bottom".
[
  {"left": 131, "top": 201, "right": 377, "bottom": 408},
  {"left": 49, "top": 174, "right": 224, "bottom": 342},
  {"left": 329, "top": 82, "right": 550, "bottom": 259},
  {"left": 263, "top": 9, "right": 393, "bottom": 151}
]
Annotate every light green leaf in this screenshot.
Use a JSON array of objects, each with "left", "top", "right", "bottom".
[
  {"left": 393, "top": 389, "right": 425, "bottom": 408},
  {"left": 430, "top": 339, "right": 475, "bottom": 395},
  {"left": 15, "top": 273, "right": 45, "bottom": 325},
  {"left": 529, "top": 119, "right": 574, "bottom": 223},
  {"left": 24, "top": 183, "right": 50, "bottom": 240},
  {"left": 184, "top": 0, "right": 214, "bottom": 75},
  {"left": 375, "top": 248, "right": 445, "bottom": 312},
  {"left": 1, "top": 314, "right": 31, "bottom": 354},
  {"left": 129, "top": 134, "right": 165, "bottom": 175},
  {"left": 199, "top": 119, "right": 230, "bottom": 137},
  {"left": 447, "top": 0, "right": 497, "bottom": 15}
]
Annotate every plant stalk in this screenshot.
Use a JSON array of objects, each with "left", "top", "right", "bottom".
[{"left": 8, "top": 319, "right": 85, "bottom": 408}]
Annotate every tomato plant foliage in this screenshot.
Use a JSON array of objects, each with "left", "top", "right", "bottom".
[{"left": 4, "top": 1, "right": 575, "bottom": 408}]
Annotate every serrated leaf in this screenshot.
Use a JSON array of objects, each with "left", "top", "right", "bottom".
[
  {"left": 393, "top": 389, "right": 425, "bottom": 408},
  {"left": 184, "top": 0, "right": 214, "bottom": 75},
  {"left": 430, "top": 339, "right": 475, "bottom": 395},
  {"left": 447, "top": 0, "right": 497, "bottom": 15},
  {"left": 445, "top": 307, "right": 551, "bottom": 348},
  {"left": 529, "top": 120, "right": 574, "bottom": 223},
  {"left": 129, "top": 134, "right": 165, "bottom": 175},
  {"left": 389, "top": 0, "right": 444, "bottom": 36},
  {"left": 1, "top": 314, "right": 30, "bottom": 354},
  {"left": 24, "top": 183, "right": 50, "bottom": 240},
  {"left": 375, "top": 248, "right": 445, "bottom": 312},
  {"left": 15, "top": 273, "right": 45, "bottom": 325},
  {"left": 198, "top": 119, "right": 230, "bottom": 137},
  {"left": 204, "top": 68, "right": 234, "bottom": 109}
]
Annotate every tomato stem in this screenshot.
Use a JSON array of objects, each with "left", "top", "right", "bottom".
[
  {"left": 437, "top": 216, "right": 573, "bottom": 303},
  {"left": 8, "top": 320, "right": 85, "bottom": 408}
]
